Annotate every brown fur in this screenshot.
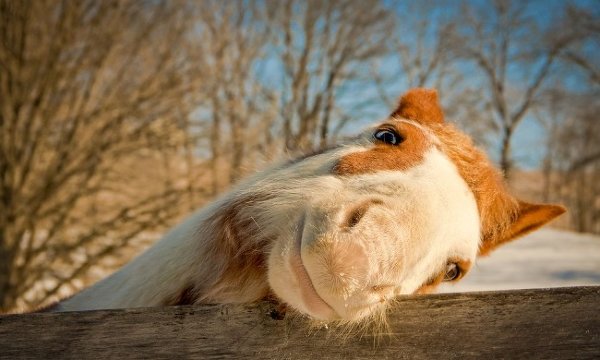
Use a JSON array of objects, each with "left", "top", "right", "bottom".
[
  {"left": 391, "top": 88, "right": 565, "bottom": 255},
  {"left": 333, "top": 121, "right": 431, "bottom": 175},
  {"left": 430, "top": 123, "right": 520, "bottom": 247},
  {"left": 415, "top": 259, "right": 472, "bottom": 294},
  {"left": 163, "top": 194, "right": 273, "bottom": 306},
  {"left": 200, "top": 194, "right": 272, "bottom": 302},
  {"left": 478, "top": 200, "right": 566, "bottom": 256},
  {"left": 391, "top": 88, "right": 445, "bottom": 124}
]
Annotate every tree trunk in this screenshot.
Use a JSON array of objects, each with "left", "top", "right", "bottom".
[
  {"left": 0, "top": 232, "right": 15, "bottom": 312},
  {"left": 575, "top": 171, "right": 587, "bottom": 232},
  {"left": 229, "top": 116, "right": 245, "bottom": 185},
  {"left": 542, "top": 156, "right": 553, "bottom": 203},
  {"left": 209, "top": 109, "right": 222, "bottom": 196},
  {"left": 500, "top": 126, "right": 514, "bottom": 180}
]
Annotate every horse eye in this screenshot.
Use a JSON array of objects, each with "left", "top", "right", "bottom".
[
  {"left": 374, "top": 129, "right": 402, "bottom": 145},
  {"left": 443, "top": 263, "right": 461, "bottom": 282}
]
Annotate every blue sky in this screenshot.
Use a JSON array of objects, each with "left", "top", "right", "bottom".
[
  {"left": 248, "top": 0, "right": 597, "bottom": 169},
  {"left": 365, "top": 0, "right": 597, "bottom": 169}
]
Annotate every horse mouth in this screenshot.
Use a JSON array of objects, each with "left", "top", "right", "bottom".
[{"left": 289, "top": 213, "right": 338, "bottom": 320}]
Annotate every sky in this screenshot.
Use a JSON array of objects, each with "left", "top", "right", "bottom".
[
  {"left": 247, "top": 0, "right": 597, "bottom": 170},
  {"left": 363, "top": 0, "right": 597, "bottom": 169}
]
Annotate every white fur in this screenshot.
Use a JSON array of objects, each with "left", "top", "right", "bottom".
[{"left": 59, "top": 209, "right": 214, "bottom": 311}]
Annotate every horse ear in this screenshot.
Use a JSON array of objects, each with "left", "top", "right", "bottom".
[
  {"left": 391, "top": 88, "right": 445, "bottom": 124},
  {"left": 479, "top": 200, "right": 566, "bottom": 256}
]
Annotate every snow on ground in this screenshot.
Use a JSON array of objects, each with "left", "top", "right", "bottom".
[{"left": 438, "top": 228, "right": 600, "bottom": 293}]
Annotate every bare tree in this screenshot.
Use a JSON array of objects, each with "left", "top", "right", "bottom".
[
  {"left": 550, "top": 93, "right": 600, "bottom": 233},
  {"left": 370, "top": 2, "right": 496, "bottom": 147},
  {"left": 267, "top": 0, "right": 394, "bottom": 152},
  {"left": 559, "top": 4, "right": 600, "bottom": 86},
  {"left": 447, "top": 0, "right": 581, "bottom": 178},
  {"left": 192, "top": 0, "right": 277, "bottom": 193},
  {"left": 0, "top": 0, "right": 204, "bottom": 311},
  {"left": 532, "top": 2, "right": 600, "bottom": 233},
  {"left": 0, "top": 0, "right": 402, "bottom": 311},
  {"left": 372, "top": 1, "right": 460, "bottom": 106},
  {"left": 191, "top": 0, "right": 396, "bottom": 187}
]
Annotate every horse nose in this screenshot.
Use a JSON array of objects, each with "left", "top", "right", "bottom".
[{"left": 341, "top": 198, "right": 384, "bottom": 229}]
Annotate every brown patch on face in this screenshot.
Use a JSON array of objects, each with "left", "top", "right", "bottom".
[
  {"left": 391, "top": 88, "right": 445, "bottom": 125},
  {"left": 415, "top": 259, "right": 472, "bottom": 294},
  {"left": 333, "top": 121, "right": 432, "bottom": 176}
]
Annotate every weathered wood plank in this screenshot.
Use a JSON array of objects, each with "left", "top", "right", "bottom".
[{"left": 1, "top": 287, "right": 599, "bottom": 359}]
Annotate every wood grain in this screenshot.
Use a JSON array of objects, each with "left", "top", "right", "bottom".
[{"left": 1, "top": 287, "right": 599, "bottom": 359}]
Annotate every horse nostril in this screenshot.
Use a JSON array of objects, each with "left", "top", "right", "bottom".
[
  {"left": 345, "top": 206, "right": 367, "bottom": 228},
  {"left": 342, "top": 199, "right": 384, "bottom": 229}
]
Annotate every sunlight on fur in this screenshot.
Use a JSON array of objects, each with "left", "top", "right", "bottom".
[{"left": 47, "top": 88, "right": 565, "bottom": 333}]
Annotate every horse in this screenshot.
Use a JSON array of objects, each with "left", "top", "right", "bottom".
[{"left": 50, "top": 88, "right": 565, "bottom": 324}]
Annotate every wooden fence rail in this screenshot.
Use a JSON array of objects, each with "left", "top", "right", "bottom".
[{"left": 1, "top": 286, "right": 599, "bottom": 359}]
